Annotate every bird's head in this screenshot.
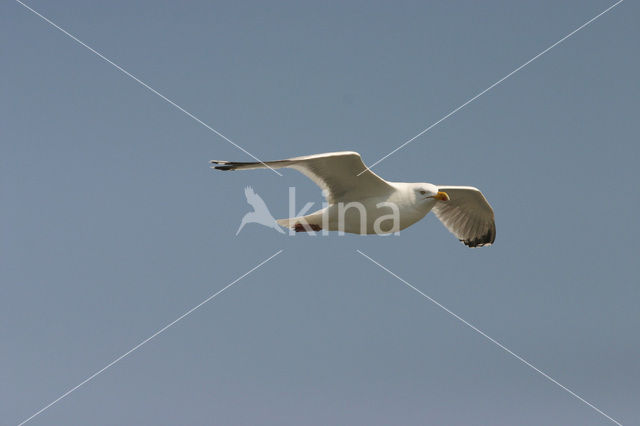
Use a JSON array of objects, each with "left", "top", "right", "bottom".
[{"left": 413, "top": 183, "right": 450, "bottom": 204}]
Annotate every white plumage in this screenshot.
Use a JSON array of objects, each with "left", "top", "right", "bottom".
[
  {"left": 431, "top": 186, "right": 495, "bottom": 247},
  {"left": 211, "top": 151, "right": 495, "bottom": 247}
]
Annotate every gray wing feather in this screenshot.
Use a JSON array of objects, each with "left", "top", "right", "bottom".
[
  {"left": 211, "top": 151, "right": 393, "bottom": 204},
  {"left": 433, "top": 186, "right": 496, "bottom": 247}
]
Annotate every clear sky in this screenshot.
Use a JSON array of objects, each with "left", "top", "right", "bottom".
[{"left": 2, "top": 1, "right": 638, "bottom": 425}]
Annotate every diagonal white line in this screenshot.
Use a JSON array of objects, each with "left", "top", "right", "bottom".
[
  {"left": 356, "top": 250, "right": 622, "bottom": 425},
  {"left": 17, "top": 249, "right": 284, "bottom": 426},
  {"left": 359, "top": 0, "right": 624, "bottom": 175},
  {"left": 14, "top": 0, "right": 283, "bottom": 176}
]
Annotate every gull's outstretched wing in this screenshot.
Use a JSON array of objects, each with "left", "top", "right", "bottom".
[
  {"left": 433, "top": 186, "right": 496, "bottom": 248},
  {"left": 211, "top": 151, "right": 393, "bottom": 203}
]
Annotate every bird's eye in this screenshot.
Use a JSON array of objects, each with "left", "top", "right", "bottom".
[{"left": 419, "top": 190, "right": 426, "bottom": 195}]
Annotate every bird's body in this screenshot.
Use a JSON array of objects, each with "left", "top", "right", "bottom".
[
  {"left": 212, "top": 151, "right": 495, "bottom": 247},
  {"left": 277, "top": 181, "right": 433, "bottom": 234}
]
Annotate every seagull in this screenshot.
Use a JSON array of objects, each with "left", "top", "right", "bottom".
[
  {"left": 211, "top": 151, "right": 495, "bottom": 247},
  {"left": 236, "top": 186, "right": 285, "bottom": 235}
]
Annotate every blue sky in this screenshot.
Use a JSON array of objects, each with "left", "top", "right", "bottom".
[{"left": 2, "top": 1, "right": 639, "bottom": 424}]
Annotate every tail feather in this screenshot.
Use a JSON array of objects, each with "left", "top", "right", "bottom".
[
  {"left": 277, "top": 213, "right": 323, "bottom": 230},
  {"left": 276, "top": 218, "right": 294, "bottom": 229}
]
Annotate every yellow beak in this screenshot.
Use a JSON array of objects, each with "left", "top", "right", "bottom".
[{"left": 433, "top": 191, "right": 450, "bottom": 201}]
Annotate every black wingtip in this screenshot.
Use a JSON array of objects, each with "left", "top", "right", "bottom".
[
  {"left": 461, "top": 227, "right": 496, "bottom": 248},
  {"left": 210, "top": 160, "right": 235, "bottom": 171},
  {"left": 209, "top": 160, "right": 264, "bottom": 171}
]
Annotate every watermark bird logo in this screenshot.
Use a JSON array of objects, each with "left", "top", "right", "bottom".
[{"left": 236, "top": 186, "right": 285, "bottom": 235}]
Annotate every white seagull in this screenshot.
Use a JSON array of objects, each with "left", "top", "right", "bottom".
[{"left": 211, "top": 151, "right": 495, "bottom": 247}]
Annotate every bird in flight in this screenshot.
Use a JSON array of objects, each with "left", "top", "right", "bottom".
[{"left": 211, "top": 151, "right": 495, "bottom": 247}]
